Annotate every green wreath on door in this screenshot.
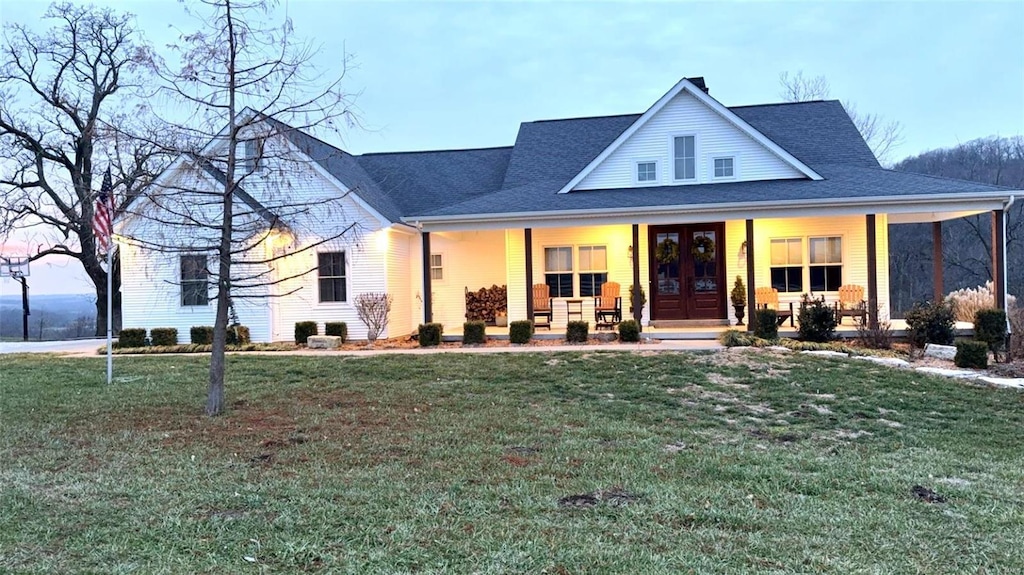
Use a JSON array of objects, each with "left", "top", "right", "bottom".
[{"left": 691, "top": 235, "right": 716, "bottom": 263}]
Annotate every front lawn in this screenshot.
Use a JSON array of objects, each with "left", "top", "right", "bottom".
[{"left": 2, "top": 350, "right": 1022, "bottom": 573}]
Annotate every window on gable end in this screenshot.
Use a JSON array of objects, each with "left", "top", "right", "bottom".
[
  {"left": 713, "top": 157, "right": 735, "bottom": 178},
  {"left": 673, "top": 135, "right": 696, "bottom": 181},
  {"left": 635, "top": 161, "right": 658, "bottom": 184}
]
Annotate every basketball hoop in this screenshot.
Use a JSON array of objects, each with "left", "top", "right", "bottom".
[{"left": 0, "top": 256, "right": 30, "bottom": 279}]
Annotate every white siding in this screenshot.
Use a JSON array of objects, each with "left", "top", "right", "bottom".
[
  {"left": 428, "top": 230, "right": 507, "bottom": 330},
  {"left": 724, "top": 215, "right": 891, "bottom": 323},
  {"left": 386, "top": 230, "right": 415, "bottom": 338},
  {"left": 577, "top": 91, "right": 803, "bottom": 190}
]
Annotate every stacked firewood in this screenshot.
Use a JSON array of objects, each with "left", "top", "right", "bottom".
[{"left": 465, "top": 284, "right": 507, "bottom": 322}]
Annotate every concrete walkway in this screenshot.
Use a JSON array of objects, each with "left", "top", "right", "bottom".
[{"left": 0, "top": 338, "right": 108, "bottom": 355}]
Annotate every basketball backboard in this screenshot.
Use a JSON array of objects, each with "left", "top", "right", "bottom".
[{"left": 0, "top": 256, "right": 30, "bottom": 278}]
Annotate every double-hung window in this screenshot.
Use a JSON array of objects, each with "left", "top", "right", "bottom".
[
  {"left": 809, "top": 237, "right": 843, "bottom": 291},
  {"left": 430, "top": 253, "right": 443, "bottom": 281},
  {"left": 769, "top": 238, "right": 803, "bottom": 293},
  {"left": 318, "top": 252, "right": 347, "bottom": 303},
  {"left": 544, "top": 247, "right": 573, "bottom": 298},
  {"left": 180, "top": 255, "right": 209, "bottom": 306},
  {"left": 578, "top": 246, "right": 607, "bottom": 297},
  {"left": 673, "top": 135, "right": 696, "bottom": 181}
]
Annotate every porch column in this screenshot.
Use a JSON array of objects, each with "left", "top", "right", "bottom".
[
  {"left": 632, "top": 224, "right": 642, "bottom": 328},
  {"left": 992, "top": 209, "right": 1006, "bottom": 311},
  {"left": 745, "top": 219, "right": 755, "bottom": 333},
  {"left": 525, "top": 228, "right": 534, "bottom": 319},
  {"left": 866, "top": 214, "right": 879, "bottom": 329},
  {"left": 422, "top": 231, "right": 432, "bottom": 323},
  {"left": 932, "top": 222, "right": 944, "bottom": 303}
]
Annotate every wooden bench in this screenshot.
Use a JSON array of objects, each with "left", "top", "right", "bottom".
[
  {"left": 835, "top": 285, "right": 867, "bottom": 325},
  {"left": 755, "top": 287, "right": 795, "bottom": 327}
]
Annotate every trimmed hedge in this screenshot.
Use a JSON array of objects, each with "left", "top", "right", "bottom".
[
  {"left": 905, "top": 301, "right": 955, "bottom": 348},
  {"left": 566, "top": 321, "right": 589, "bottom": 343},
  {"left": 618, "top": 319, "right": 640, "bottom": 343},
  {"left": 754, "top": 309, "right": 778, "bottom": 340},
  {"left": 226, "top": 325, "right": 251, "bottom": 345},
  {"left": 190, "top": 326, "right": 214, "bottom": 345},
  {"left": 974, "top": 309, "right": 1007, "bottom": 354},
  {"left": 149, "top": 328, "right": 178, "bottom": 347},
  {"left": 418, "top": 323, "right": 443, "bottom": 347},
  {"left": 462, "top": 321, "right": 486, "bottom": 345},
  {"left": 325, "top": 322, "right": 348, "bottom": 342},
  {"left": 797, "top": 295, "right": 837, "bottom": 343},
  {"left": 955, "top": 340, "right": 989, "bottom": 369},
  {"left": 119, "top": 328, "right": 146, "bottom": 348},
  {"left": 509, "top": 320, "right": 533, "bottom": 344},
  {"left": 295, "top": 321, "right": 318, "bottom": 345}
]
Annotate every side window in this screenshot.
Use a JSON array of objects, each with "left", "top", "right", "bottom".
[
  {"left": 318, "top": 252, "right": 347, "bottom": 303},
  {"left": 181, "top": 255, "right": 209, "bottom": 306},
  {"left": 544, "top": 246, "right": 573, "bottom": 298},
  {"left": 769, "top": 238, "right": 803, "bottom": 293},
  {"left": 430, "top": 253, "right": 443, "bottom": 281},
  {"left": 809, "top": 237, "right": 843, "bottom": 291},
  {"left": 578, "top": 245, "right": 607, "bottom": 297}
]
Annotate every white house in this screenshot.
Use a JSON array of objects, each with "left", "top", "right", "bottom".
[{"left": 119, "top": 77, "right": 1018, "bottom": 342}]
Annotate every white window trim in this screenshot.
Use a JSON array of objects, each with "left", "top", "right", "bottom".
[
  {"left": 543, "top": 245, "right": 575, "bottom": 298},
  {"left": 180, "top": 254, "right": 210, "bottom": 307},
  {"left": 711, "top": 155, "right": 737, "bottom": 180},
  {"left": 317, "top": 250, "right": 348, "bottom": 305},
  {"left": 429, "top": 252, "right": 445, "bottom": 283},
  {"left": 768, "top": 237, "right": 804, "bottom": 294},
  {"left": 669, "top": 133, "right": 700, "bottom": 184},
  {"left": 808, "top": 235, "right": 845, "bottom": 293},
  {"left": 632, "top": 159, "right": 660, "bottom": 186},
  {"left": 577, "top": 244, "right": 609, "bottom": 298}
]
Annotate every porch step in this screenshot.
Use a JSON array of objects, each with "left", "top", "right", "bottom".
[{"left": 649, "top": 319, "right": 730, "bottom": 328}]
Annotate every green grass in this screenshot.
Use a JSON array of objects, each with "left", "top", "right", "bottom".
[{"left": 2, "top": 350, "right": 1023, "bottom": 574}]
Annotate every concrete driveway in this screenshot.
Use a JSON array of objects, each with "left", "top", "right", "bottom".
[{"left": 0, "top": 338, "right": 108, "bottom": 355}]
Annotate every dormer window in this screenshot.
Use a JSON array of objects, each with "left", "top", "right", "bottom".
[
  {"left": 235, "top": 138, "right": 264, "bottom": 175},
  {"left": 673, "top": 135, "right": 696, "bottom": 181},
  {"left": 713, "top": 157, "right": 735, "bottom": 179},
  {"left": 634, "top": 160, "right": 658, "bottom": 185}
]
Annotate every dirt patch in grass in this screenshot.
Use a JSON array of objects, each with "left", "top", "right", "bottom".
[
  {"left": 911, "top": 485, "right": 947, "bottom": 503},
  {"left": 558, "top": 487, "right": 643, "bottom": 508}
]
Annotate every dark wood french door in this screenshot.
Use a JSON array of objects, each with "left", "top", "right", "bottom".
[{"left": 649, "top": 223, "right": 726, "bottom": 321}]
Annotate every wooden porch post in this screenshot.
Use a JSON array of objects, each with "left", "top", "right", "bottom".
[
  {"left": 525, "top": 228, "right": 534, "bottom": 319},
  {"left": 932, "top": 222, "right": 944, "bottom": 303},
  {"left": 866, "top": 214, "right": 878, "bottom": 329},
  {"left": 992, "top": 209, "right": 1006, "bottom": 311},
  {"left": 745, "top": 219, "right": 755, "bottom": 333},
  {"left": 422, "top": 231, "right": 432, "bottom": 323},
  {"left": 632, "top": 224, "right": 642, "bottom": 329}
]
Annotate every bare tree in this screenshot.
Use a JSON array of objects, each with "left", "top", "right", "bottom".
[
  {"left": 0, "top": 2, "right": 165, "bottom": 336},
  {"left": 122, "top": 0, "right": 358, "bottom": 416},
  {"left": 778, "top": 71, "right": 904, "bottom": 164}
]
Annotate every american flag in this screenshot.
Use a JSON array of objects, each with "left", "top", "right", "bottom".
[{"left": 92, "top": 168, "right": 114, "bottom": 253}]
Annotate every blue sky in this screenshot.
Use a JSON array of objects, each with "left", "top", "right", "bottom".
[{"left": 1, "top": 0, "right": 1022, "bottom": 295}]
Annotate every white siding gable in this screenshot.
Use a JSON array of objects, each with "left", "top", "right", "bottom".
[{"left": 576, "top": 90, "right": 804, "bottom": 190}]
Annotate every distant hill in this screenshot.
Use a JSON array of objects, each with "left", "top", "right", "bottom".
[{"left": 0, "top": 293, "right": 96, "bottom": 339}]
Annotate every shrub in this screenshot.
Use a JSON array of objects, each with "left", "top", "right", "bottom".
[
  {"left": 418, "top": 323, "right": 443, "bottom": 347},
  {"left": 954, "top": 340, "right": 989, "bottom": 369},
  {"left": 1011, "top": 306, "right": 1024, "bottom": 361},
  {"left": 119, "top": 328, "right": 146, "bottom": 348},
  {"left": 628, "top": 285, "right": 646, "bottom": 314},
  {"left": 149, "top": 328, "right": 178, "bottom": 347},
  {"left": 190, "top": 326, "right": 214, "bottom": 345},
  {"left": 566, "top": 321, "right": 589, "bottom": 343},
  {"left": 797, "top": 295, "right": 837, "bottom": 343},
  {"left": 904, "top": 301, "right": 955, "bottom": 349},
  {"left": 325, "top": 322, "right": 348, "bottom": 342},
  {"left": 855, "top": 304, "right": 894, "bottom": 349},
  {"left": 355, "top": 292, "right": 393, "bottom": 342},
  {"left": 720, "top": 329, "right": 757, "bottom": 347},
  {"left": 509, "top": 320, "right": 534, "bottom": 344},
  {"left": 294, "top": 321, "right": 318, "bottom": 345},
  {"left": 730, "top": 276, "right": 746, "bottom": 306},
  {"left": 618, "top": 319, "right": 640, "bottom": 342},
  {"left": 946, "top": 282, "right": 1017, "bottom": 322},
  {"left": 754, "top": 309, "right": 778, "bottom": 340},
  {"left": 226, "top": 325, "right": 250, "bottom": 345},
  {"left": 973, "top": 309, "right": 1007, "bottom": 357},
  {"left": 462, "top": 321, "right": 486, "bottom": 345}
]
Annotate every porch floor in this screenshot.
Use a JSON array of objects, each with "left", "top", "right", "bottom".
[{"left": 441, "top": 320, "right": 974, "bottom": 341}]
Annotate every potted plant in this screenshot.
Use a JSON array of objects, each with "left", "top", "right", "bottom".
[
  {"left": 731, "top": 275, "right": 746, "bottom": 326},
  {"left": 494, "top": 310, "right": 508, "bottom": 327}
]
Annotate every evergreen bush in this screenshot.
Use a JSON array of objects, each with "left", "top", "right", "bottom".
[
  {"left": 974, "top": 309, "right": 1007, "bottom": 356},
  {"left": 566, "top": 321, "right": 589, "bottom": 343},
  {"left": 418, "top": 323, "right": 443, "bottom": 347},
  {"left": 904, "top": 301, "right": 955, "bottom": 348},
  {"left": 954, "top": 340, "right": 988, "bottom": 369},
  {"left": 149, "top": 328, "right": 178, "bottom": 347},
  {"left": 190, "top": 326, "right": 215, "bottom": 345},
  {"left": 754, "top": 309, "right": 778, "bottom": 340},
  {"left": 509, "top": 320, "right": 534, "bottom": 344},
  {"left": 294, "top": 321, "right": 318, "bottom": 345},
  {"left": 119, "top": 328, "right": 147, "bottom": 348},
  {"left": 462, "top": 321, "right": 486, "bottom": 345},
  {"left": 797, "top": 295, "right": 838, "bottom": 342},
  {"left": 618, "top": 319, "right": 640, "bottom": 342},
  {"left": 324, "top": 322, "right": 348, "bottom": 342}
]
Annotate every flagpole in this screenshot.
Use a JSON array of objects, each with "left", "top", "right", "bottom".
[{"left": 106, "top": 244, "right": 113, "bottom": 384}]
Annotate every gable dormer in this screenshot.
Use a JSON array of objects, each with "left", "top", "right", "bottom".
[{"left": 565, "top": 78, "right": 820, "bottom": 192}]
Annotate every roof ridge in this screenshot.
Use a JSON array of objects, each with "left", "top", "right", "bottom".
[
  {"left": 528, "top": 112, "right": 642, "bottom": 124},
  {"left": 358, "top": 145, "right": 513, "bottom": 157},
  {"left": 877, "top": 164, "right": 1018, "bottom": 190},
  {"left": 730, "top": 99, "right": 841, "bottom": 109}
]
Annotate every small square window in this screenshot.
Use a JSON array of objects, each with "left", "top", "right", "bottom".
[
  {"left": 636, "top": 161, "right": 657, "bottom": 183},
  {"left": 714, "top": 157, "right": 734, "bottom": 178},
  {"left": 430, "top": 253, "right": 443, "bottom": 281}
]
